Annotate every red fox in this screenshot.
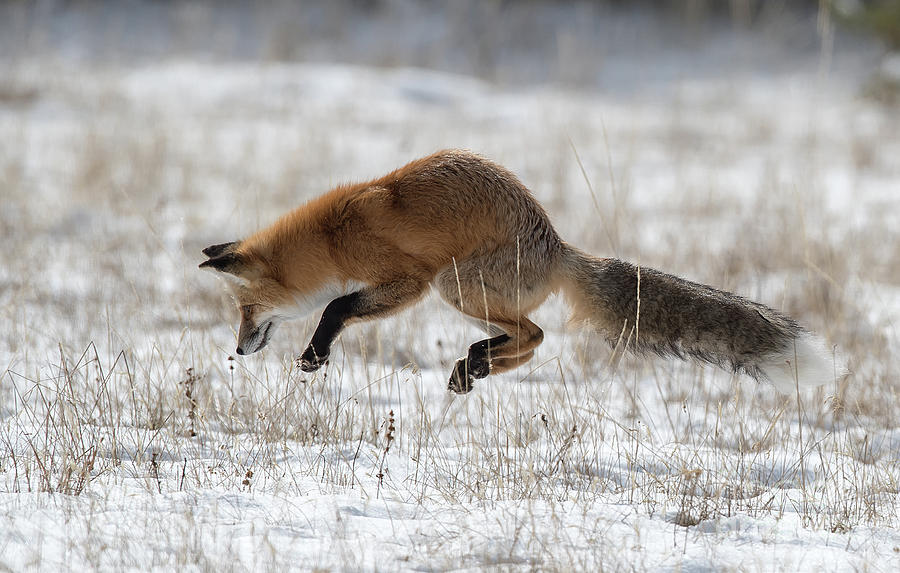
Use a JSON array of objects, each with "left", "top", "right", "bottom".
[{"left": 201, "top": 149, "right": 836, "bottom": 394}]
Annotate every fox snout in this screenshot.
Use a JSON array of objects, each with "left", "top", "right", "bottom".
[{"left": 236, "top": 318, "right": 276, "bottom": 355}]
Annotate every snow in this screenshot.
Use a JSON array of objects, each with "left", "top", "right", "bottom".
[
  {"left": 2, "top": 34, "right": 900, "bottom": 573},
  {"left": 3, "top": 486, "right": 897, "bottom": 571}
]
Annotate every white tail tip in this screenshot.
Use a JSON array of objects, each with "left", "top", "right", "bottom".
[{"left": 760, "top": 334, "right": 843, "bottom": 394}]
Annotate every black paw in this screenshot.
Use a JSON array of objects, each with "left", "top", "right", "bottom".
[
  {"left": 448, "top": 358, "right": 475, "bottom": 394},
  {"left": 466, "top": 351, "right": 491, "bottom": 379},
  {"left": 297, "top": 345, "right": 328, "bottom": 372},
  {"left": 447, "top": 354, "right": 492, "bottom": 394}
]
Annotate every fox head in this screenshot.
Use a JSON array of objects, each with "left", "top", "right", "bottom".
[{"left": 199, "top": 241, "right": 293, "bottom": 356}]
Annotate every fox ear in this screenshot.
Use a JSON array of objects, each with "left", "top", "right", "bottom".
[
  {"left": 202, "top": 242, "right": 238, "bottom": 258},
  {"left": 199, "top": 251, "right": 258, "bottom": 281}
]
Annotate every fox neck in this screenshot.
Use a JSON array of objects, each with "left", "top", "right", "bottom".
[{"left": 240, "top": 195, "right": 367, "bottom": 320}]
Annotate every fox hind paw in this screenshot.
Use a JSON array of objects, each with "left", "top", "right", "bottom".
[
  {"left": 448, "top": 356, "right": 491, "bottom": 394},
  {"left": 448, "top": 358, "right": 475, "bottom": 394},
  {"left": 465, "top": 353, "right": 491, "bottom": 379}
]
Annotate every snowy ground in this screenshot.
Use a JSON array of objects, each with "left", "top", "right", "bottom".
[{"left": 1, "top": 52, "right": 900, "bottom": 571}]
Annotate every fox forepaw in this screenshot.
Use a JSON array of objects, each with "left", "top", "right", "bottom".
[
  {"left": 297, "top": 345, "right": 328, "bottom": 372},
  {"left": 447, "top": 356, "right": 490, "bottom": 394}
]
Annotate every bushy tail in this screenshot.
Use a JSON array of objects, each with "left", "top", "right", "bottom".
[{"left": 558, "top": 247, "right": 837, "bottom": 393}]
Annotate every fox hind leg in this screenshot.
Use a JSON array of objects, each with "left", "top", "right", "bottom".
[
  {"left": 490, "top": 350, "right": 535, "bottom": 374},
  {"left": 435, "top": 254, "right": 552, "bottom": 393},
  {"left": 448, "top": 316, "right": 544, "bottom": 394}
]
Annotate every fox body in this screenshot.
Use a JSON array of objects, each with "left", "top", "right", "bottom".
[{"left": 201, "top": 149, "right": 834, "bottom": 394}]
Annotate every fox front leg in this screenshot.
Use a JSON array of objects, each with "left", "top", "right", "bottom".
[
  {"left": 297, "top": 293, "right": 358, "bottom": 372},
  {"left": 297, "top": 279, "right": 428, "bottom": 373}
]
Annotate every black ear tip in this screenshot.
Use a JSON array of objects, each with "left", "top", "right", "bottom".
[
  {"left": 202, "top": 241, "right": 238, "bottom": 257},
  {"left": 199, "top": 257, "right": 223, "bottom": 270},
  {"left": 199, "top": 252, "right": 241, "bottom": 274}
]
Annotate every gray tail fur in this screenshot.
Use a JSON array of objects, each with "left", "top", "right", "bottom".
[{"left": 559, "top": 246, "right": 836, "bottom": 392}]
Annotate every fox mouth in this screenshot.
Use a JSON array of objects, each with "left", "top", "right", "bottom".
[{"left": 237, "top": 320, "right": 274, "bottom": 355}]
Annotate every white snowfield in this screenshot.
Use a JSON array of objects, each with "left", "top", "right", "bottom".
[{"left": 1, "top": 57, "right": 899, "bottom": 572}]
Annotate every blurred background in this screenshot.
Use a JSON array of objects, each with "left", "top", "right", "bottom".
[{"left": 2, "top": 0, "right": 898, "bottom": 89}]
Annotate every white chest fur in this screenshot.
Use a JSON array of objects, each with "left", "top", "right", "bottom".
[{"left": 287, "top": 280, "right": 368, "bottom": 319}]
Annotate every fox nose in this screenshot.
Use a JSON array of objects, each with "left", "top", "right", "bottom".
[{"left": 236, "top": 346, "right": 246, "bottom": 355}]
